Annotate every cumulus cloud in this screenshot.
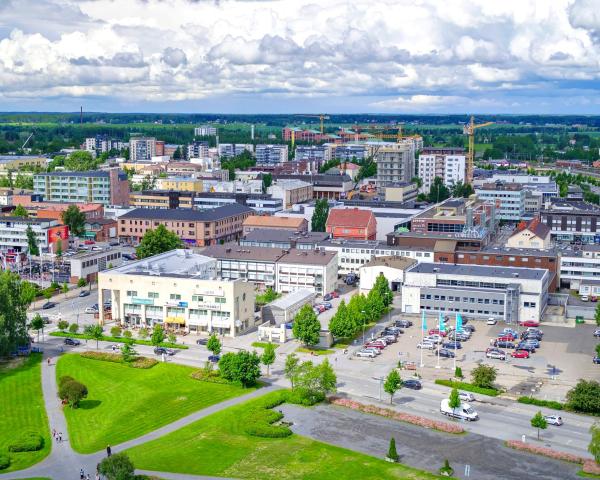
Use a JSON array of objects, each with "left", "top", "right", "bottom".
[{"left": 0, "top": 0, "right": 598, "bottom": 112}]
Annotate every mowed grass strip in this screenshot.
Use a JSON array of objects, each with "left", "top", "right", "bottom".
[
  {"left": 56, "top": 354, "right": 255, "bottom": 454},
  {"left": 0, "top": 354, "right": 50, "bottom": 472},
  {"left": 126, "top": 391, "right": 441, "bottom": 480}
]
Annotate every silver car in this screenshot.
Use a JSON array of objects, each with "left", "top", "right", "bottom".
[{"left": 356, "top": 350, "right": 376, "bottom": 358}]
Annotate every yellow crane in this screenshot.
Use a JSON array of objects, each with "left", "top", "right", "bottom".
[
  {"left": 290, "top": 114, "right": 330, "bottom": 149},
  {"left": 463, "top": 115, "right": 493, "bottom": 184}
]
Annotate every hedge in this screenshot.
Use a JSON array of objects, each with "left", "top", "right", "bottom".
[
  {"left": 79, "top": 351, "right": 158, "bottom": 369},
  {"left": 50, "top": 331, "right": 188, "bottom": 349},
  {"left": 243, "top": 392, "right": 292, "bottom": 438},
  {"left": 518, "top": 396, "right": 564, "bottom": 410},
  {"left": 435, "top": 379, "right": 499, "bottom": 397},
  {"left": 8, "top": 432, "right": 44, "bottom": 452},
  {"left": 0, "top": 453, "right": 9, "bottom": 470},
  {"left": 190, "top": 369, "right": 232, "bottom": 384}
]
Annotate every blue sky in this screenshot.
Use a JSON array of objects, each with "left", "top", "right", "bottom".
[{"left": 0, "top": 0, "right": 599, "bottom": 114}]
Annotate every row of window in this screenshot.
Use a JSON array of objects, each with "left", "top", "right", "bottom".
[
  {"left": 421, "top": 294, "right": 506, "bottom": 305},
  {"left": 421, "top": 305, "right": 504, "bottom": 315},
  {"left": 126, "top": 291, "right": 226, "bottom": 303}
]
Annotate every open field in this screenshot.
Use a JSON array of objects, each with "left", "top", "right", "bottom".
[
  {"left": 56, "top": 354, "right": 256, "bottom": 453},
  {"left": 0, "top": 354, "right": 50, "bottom": 473}
]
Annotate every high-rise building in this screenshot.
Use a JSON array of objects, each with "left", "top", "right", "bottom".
[
  {"left": 218, "top": 144, "right": 253, "bottom": 159},
  {"left": 256, "top": 145, "right": 288, "bottom": 165},
  {"left": 187, "top": 141, "right": 210, "bottom": 159},
  {"left": 194, "top": 125, "right": 218, "bottom": 136},
  {"left": 374, "top": 142, "right": 415, "bottom": 190},
  {"left": 84, "top": 135, "right": 127, "bottom": 154},
  {"left": 294, "top": 145, "right": 329, "bottom": 163},
  {"left": 129, "top": 137, "right": 157, "bottom": 162},
  {"left": 418, "top": 147, "right": 466, "bottom": 193}
]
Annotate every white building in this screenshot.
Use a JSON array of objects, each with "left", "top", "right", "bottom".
[
  {"left": 294, "top": 145, "right": 330, "bottom": 163},
  {"left": 130, "top": 137, "right": 157, "bottom": 162},
  {"left": 559, "top": 245, "right": 600, "bottom": 289},
  {"left": 0, "top": 217, "right": 62, "bottom": 254},
  {"left": 187, "top": 141, "right": 210, "bottom": 159},
  {"left": 268, "top": 180, "right": 313, "bottom": 209},
  {"left": 97, "top": 249, "right": 256, "bottom": 337},
  {"left": 218, "top": 144, "right": 253, "bottom": 159},
  {"left": 194, "top": 125, "right": 217, "bottom": 136},
  {"left": 256, "top": 145, "right": 289, "bottom": 165},
  {"left": 418, "top": 148, "right": 466, "bottom": 193},
  {"left": 359, "top": 256, "right": 417, "bottom": 294},
  {"left": 68, "top": 248, "right": 123, "bottom": 283},
  {"left": 475, "top": 182, "right": 525, "bottom": 221}
]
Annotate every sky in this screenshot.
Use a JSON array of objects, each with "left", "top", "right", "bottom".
[{"left": 0, "top": 0, "right": 599, "bottom": 114}]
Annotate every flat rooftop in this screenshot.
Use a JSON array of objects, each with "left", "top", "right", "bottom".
[
  {"left": 242, "top": 229, "right": 330, "bottom": 244},
  {"left": 363, "top": 256, "right": 417, "bottom": 270},
  {"left": 279, "top": 249, "right": 337, "bottom": 265},
  {"left": 106, "top": 249, "right": 216, "bottom": 279},
  {"left": 318, "top": 239, "right": 432, "bottom": 252},
  {"left": 119, "top": 203, "right": 252, "bottom": 221},
  {"left": 408, "top": 262, "right": 548, "bottom": 280},
  {"left": 268, "top": 289, "right": 315, "bottom": 311},
  {"left": 202, "top": 245, "right": 286, "bottom": 262}
]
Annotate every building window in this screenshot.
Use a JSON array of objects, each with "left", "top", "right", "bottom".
[
  {"left": 170, "top": 294, "right": 181, "bottom": 300},
  {"left": 148, "top": 292, "right": 159, "bottom": 299},
  {"left": 126, "top": 290, "right": 137, "bottom": 297},
  {"left": 192, "top": 295, "right": 203, "bottom": 302},
  {"left": 215, "top": 297, "right": 226, "bottom": 304}
]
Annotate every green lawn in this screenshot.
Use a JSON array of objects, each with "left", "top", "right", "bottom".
[
  {"left": 296, "top": 347, "right": 336, "bottom": 356},
  {"left": 251, "top": 342, "right": 280, "bottom": 349},
  {"left": 0, "top": 354, "right": 50, "bottom": 472},
  {"left": 126, "top": 391, "right": 440, "bottom": 480},
  {"left": 56, "top": 354, "right": 256, "bottom": 454}
]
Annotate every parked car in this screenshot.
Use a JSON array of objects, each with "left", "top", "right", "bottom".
[
  {"left": 323, "top": 293, "right": 333, "bottom": 301},
  {"left": 84, "top": 240, "right": 95, "bottom": 245},
  {"left": 364, "top": 342, "right": 385, "bottom": 350},
  {"left": 459, "top": 392, "right": 475, "bottom": 402},
  {"left": 486, "top": 350, "right": 506, "bottom": 360},
  {"left": 522, "top": 339, "right": 540, "bottom": 348},
  {"left": 511, "top": 350, "right": 530, "bottom": 359},
  {"left": 516, "top": 343, "right": 536, "bottom": 353},
  {"left": 486, "top": 318, "right": 497, "bottom": 325},
  {"left": 356, "top": 350, "right": 376, "bottom": 358},
  {"left": 41, "top": 301, "right": 56, "bottom": 310},
  {"left": 154, "top": 347, "right": 175, "bottom": 356},
  {"left": 521, "top": 331, "right": 542, "bottom": 341},
  {"left": 417, "top": 341, "right": 435, "bottom": 350},
  {"left": 330, "top": 291, "right": 339, "bottom": 298},
  {"left": 64, "top": 338, "right": 81, "bottom": 346},
  {"left": 321, "top": 302, "right": 333, "bottom": 309},
  {"left": 384, "top": 326, "right": 403, "bottom": 334},
  {"left": 526, "top": 327, "right": 543, "bottom": 336},
  {"left": 593, "top": 356, "right": 600, "bottom": 365},
  {"left": 403, "top": 379, "right": 422, "bottom": 390},
  {"left": 519, "top": 320, "right": 540, "bottom": 327},
  {"left": 380, "top": 334, "right": 398, "bottom": 343},
  {"left": 594, "top": 329, "right": 600, "bottom": 338},
  {"left": 439, "top": 348, "right": 455, "bottom": 358},
  {"left": 502, "top": 328, "right": 519, "bottom": 337},
  {"left": 429, "top": 328, "right": 448, "bottom": 337},
  {"left": 494, "top": 341, "right": 515, "bottom": 349},
  {"left": 425, "top": 335, "right": 443, "bottom": 344},
  {"left": 78, "top": 290, "right": 90, "bottom": 297},
  {"left": 84, "top": 307, "right": 97, "bottom": 314},
  {"left": 196, "top": 338, "right": 208, "bottom": 345},
  {"left": 544, "top": 415, "right": 563, "bottom": 426},
  {"left": 208, "top": 354, "right": 220, "bottom": 363},
  {"left": 395, "top": 319, "right": 413, "bottom": 328},
  {"left": 442, "top": 341, "right": 462, "bottom": 350},
  {"left": 463, "top": 324, "right": 476, "bottom": 333},
  {"left": 497, "top": 335, "right": 517, "bottom": 342},
  {"left": 361, "top": 347, "right": 381, "bottom": 356}
]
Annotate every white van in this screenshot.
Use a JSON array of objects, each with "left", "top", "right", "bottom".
[{"left": 440, "top": 398, "right": 479, "bottom": 421}]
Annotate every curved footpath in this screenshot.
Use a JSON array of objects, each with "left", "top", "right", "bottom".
[{"left": 0, "top": 344, "right": 278, "bottom": 480}]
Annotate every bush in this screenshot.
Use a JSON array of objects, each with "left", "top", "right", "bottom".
[
  {"left": 8, "top": 432, "right": 44, "bottom": 452},
  {"left": 79, "top": 351, "right": 157, "bottom": 369},
  {"left": 69, "top": 323, "right": 79, "bottom": 334},
  {"left": 123, "top": 330, "right": 132, "bottom": 339},
  {"left": 77, "top": 278, "right": 87, "bottom": 288},
  {"left": 566, "top": 380, "right": 600, "bottom": 414},
  {"left": 58, "top": 377, "right": 88, "bottom": 408},
  {"left": 435, "top": 379, "right": 499, "bottom": 397},
  {"left": 0, "top": 453, "right": 9, "bottom": 470},
  {"left": 287, "top": 388, "right": 325, "bottom": 406},
  {"left": 518, "top": 396, "right": 564, "bottom": 410},
  {"left": 471, "top": 364, "right": 497, "bottom": 389},
  {"left": 98, "top": 452, "right": 136, "bottom": 480},
  {"left": 439, "top": 459, "right": 454, "bottom": 477},
  {"left": 190, "top": 369, "right": 231, "bottom": 384},
  {"left": 243, "top": 393, "right": 292, "bottom": 438},
  {"left": 49, "top": 331, "right": 188, "bottom": 349},
  {"left": 58, "top": 375, "right": 76, "bottom": 389},
  {"left": 506, "top": 440, "right": 585, "bottom": 464},
  {"left": 110, "top": 326, "right": 122, "bottom": 337}
]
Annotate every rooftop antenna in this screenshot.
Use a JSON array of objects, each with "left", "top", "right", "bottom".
[{"left": 80, "top": 106, "right": 83, "bottom": 125}]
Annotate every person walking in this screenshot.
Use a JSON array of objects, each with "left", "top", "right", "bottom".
[
  {"left": 80, "top": 468, "right": 84, "bottom": 479},
  {"left": 47, "top": 358, "right": 51, "bottom": 366},
  {"left": 106, "top": 444, "right": 111, "bottom": 457}
]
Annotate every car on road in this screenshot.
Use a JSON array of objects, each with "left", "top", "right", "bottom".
[
  {"left": 487, "top": 318, "right": 497, "bottom": 325},
  {"left": 519, "top": 320, "right": 540, "bottom": 327},
  {"left": 442, "top": 341, "right": 462, "bottom": 349},
  {"left": 486, "top": 350, "right": 506, "bottom": 360},
  {"left": 511, "top": 350, "right": 530, "bottom": 359},
  {"left": 594, "top": 329, "right": 600, "bottom": 338},
  {"left": 84, "top": 307, "right": 98, "bottom": 314},
  {"left": 64, "top": 338, "right": 81, "bottom": 346},
  {"left": 208, "top": 354, "right": 220, "bottom": 363},
  {"left": 78, "top": 290, "right": 91, "bottom": 297},
  {"left": 196, "top": 338, "right": 208, "bottom": 345},
  {"left": 544, "top": 415, "right": 563, "bottom": 426},
  {"left": 438, "top": 348, "right": 455, "bottom": 358},
  {"left": 459, "top": 392, "right": 475, "bottom": 402},
  {"left": 395, "top": 319, "right": 413, "bottom": 328},
  {"left": 41, "top": 301, "right": 56, "bottom": 310},
  {"left": 154, "top": 347, "right": 176, "bottom": 356},
  {"left": 417, "top": 341, "right": 435, "bottom": 350},
  {"left": 403, "top": 379, "right": 422, "bottom": 390},
  {"left": 356, "top": 350, "right": 376, "bottom": 358},
  {"left": 440, "top": 399, "right": 478, "bottom": 421},
  {"left": 593, "top": 356, "right": 600, "bottom": 364}
]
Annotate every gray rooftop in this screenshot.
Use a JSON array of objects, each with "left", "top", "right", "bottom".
[
  {"left": 107, "top": 249, "right": 217, "bottom": 279},
  {"left": 267, "top": 289, "right": 315, "bottom": 311},
  {"left": 408, "top": 262, "right": 548, "bottom": 280},
  {"left": 543, "top": 199, "right": 600, "bottom": 213},
  {"left": 36, "top": 170, "right": 110, "bottom": 178},
  {"left": 242, "top": 229, "right": 330, "bottom": 244},
  {"left": 119, "top": 203, "right": 252, "bottom": 221},
  {"left": 318, "top": 239, "right": 432, "bottom": 252},
  {"left": 0, "top": 155, "right": 47, "bottom": 163}
]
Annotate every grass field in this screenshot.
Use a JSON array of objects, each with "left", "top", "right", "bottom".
[
  {"left": 126, "top": 391, "right": 441, "bottom": 480},
  {"left": 0, "top": 354, "right": 50, "bottom": 472},
  {"left": 56, "top": 354, "right": 256, "bottom": 454},
  {"left": 251, "top": 342, "right": 280, "bottom": 349}
]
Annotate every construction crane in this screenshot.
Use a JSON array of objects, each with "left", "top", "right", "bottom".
[
  {"left": 290, "top": 114, "right": 330, "bottom": 149},
  {"left": 463, "top": 115, "right": 493, "bottom": 184},
  {"left": 21, "top": 132, "right": 34, "bottom": 150}
]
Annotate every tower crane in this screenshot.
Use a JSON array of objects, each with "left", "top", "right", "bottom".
[
  {"left": 290, "top": 114, "right": 330, "bottom": 149},
  {"left": 463, "top": 116, "right": 493, "bottom": 184}
]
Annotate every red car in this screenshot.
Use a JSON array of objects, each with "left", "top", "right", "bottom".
[
  {"left": 497, "top": 334, "right": 517, "bottom": 342},
  {"left": 511, "top": 350, "right": 530, "bottom": 359},
  {"left": 428, "top": 328, "right": 448, "bottom": 337},
  {"left": 364, "top": 342, "right": 385, "bottom": 350},
  {"left": 330, "top": 291, "right": 339, "bottom": 298},
  {"left": 84, "top": 240, "right": 95, "bottom": 245},
  {"left": 519, "top": 320, "right": 540, "bottom": 327}
]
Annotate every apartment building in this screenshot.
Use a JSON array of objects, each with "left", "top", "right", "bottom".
[
  {"left": 84, "top": 136, "right": 127, "bottom": 154},
  {"left": 294, "top": 145, "right": 330, "bottom": 163},
  {"left": 374, "top": 142, "right": 416, "bottom": 190},
  {"left": 187, "top": 141, "right": 210, "bottom": 159},
  {"left": 559, "top": 245, "right": 600, "bottom": 289},
  {"left": 194, "top": 193, "right": 282, "bottom": 214},
  {"left": 272, "top": 174, "right": 353, "bottom": 200},
  {"left": 242, "top": 215, "right": 308, "bottom": 235},
  {"left": 97, "top": 250, "right": 256, "bottom": 337},
  {"left": 401, "top": 263, "right": 550, "bottom": 323},
  {"left": 506, "top": 218, "right": 551, "bottom": 249},
  {"left": 417, "top": 148, "right": 466, "bottom": 193},
  {"left": 130, "top": 137, "right": 157, "bottom": 162},
  {"left": 384, "top": 182, "right": 418, "bottom": 203},
  {"left": 33, "top": 170, "right": 130, "bottom": 206},
  {"left": 326, "top": 208, "right": 377, "bottom": 241},
  {"left": 0, "top": 217, "right": 69, "bottom": 254},
  {"left": 194, "top": 125, "right": 217, "bottom": 136},
  {"left": 331, "top": 144, "right": 368, "bottom": 162},
  {"left": 240, "top": 229, "right": 329, "bottom": 250},
  {"left": 218, "top": 144, "right": 253, "bottom": 159},
  {"left": 155, "top": 177, "right": 203, "bottom": 192},
  {"left": 129, "top": 190, "right": 195, "bottom": 209},
  {"left": 118, "top": 203, "right": 253, "bottom": 246},
  {"left": 475, "top": 182, "right": 525, "bottom": 221},
  {"left": 267, "top": 179, "right": 313, "bottom": 209},
  {"left": 256, "top": 145, "right": 289, "bottom": 165},
  {"left": 540, "top": 199, "right": 600, "bottom": 244}
]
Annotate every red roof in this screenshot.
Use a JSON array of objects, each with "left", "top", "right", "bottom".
[{"left": 326, "top": 208, "right": 375, "bottom": 228}]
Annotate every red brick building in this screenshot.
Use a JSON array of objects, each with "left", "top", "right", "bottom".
[{"left": 326, "top": 208, "right": 377, "bottom": 240}]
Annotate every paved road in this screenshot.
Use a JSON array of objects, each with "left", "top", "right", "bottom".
[{"left": 280, "top": 403, "right": 581, "bottom": 480}]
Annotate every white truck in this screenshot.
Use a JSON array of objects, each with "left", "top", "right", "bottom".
[{"left": 440, "top": 398, "right": 479, "bottom": 421}]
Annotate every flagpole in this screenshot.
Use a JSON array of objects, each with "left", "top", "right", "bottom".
[
  {"left": 436, "top": 311, "right": 441, "bottom": 369},
  {"left": 453, "top": 313, "right": 457, "bottom": 372},
  {"left": 420, "top": 310, "right": 425, "bottom": 367}
]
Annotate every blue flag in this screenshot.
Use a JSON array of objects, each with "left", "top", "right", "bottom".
[
  {"left": 421, "top": 310, "right": 427, "bottom": 331},
  {"left": 456, "top": 312, "right": 464, "bottom": 333},
  {"left": 438, "top": 312, "right": 446, "bottom": 332}
]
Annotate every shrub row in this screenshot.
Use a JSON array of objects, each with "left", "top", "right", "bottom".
[
  {"left": 80, "top": 351, "right": 157, "bottom": 369},
  {"left": 329, "top": 397, "right": 464, "bottom": 434},
  {"left": 435, "top": 379, "right": 499, "bottom": 397},
  {"left": 49, "top": 331, "right": 188, "bottom": 349},
  {"left": 505, "top": 440, "right": 585, "bottom": 464},
  {"left": 518, "top": 396, "right": 564, "bottom": 410},
  {"left": 243, "top": 392, "right": 292, "bottom": 438},
  {"left": 0, "top": 453, "right": 9, "bottom": 470},
  {"left": 583, "top": 460, "right": 600, "bottom": 475},
  {"left": 190, "top": 369, "right": 231, "bottom": 384},
  {"left": 8, "top": 432, "right": 44, "bottom": 452}
]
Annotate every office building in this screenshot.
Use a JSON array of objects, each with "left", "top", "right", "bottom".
[
  {"left": 475, "top": 182, "right": 525, "bottom": 221},
  {"left": 218, "top": 144, "right": 253, "bottom": 159},
  {"left": 559, "top": 245, "right": 600, "bottom": 289},
  {"left": 384, "top": 182, "right": 418, "bottom": 203},
  {"left": 256, "top": 145, "right": 288, "bottom": 165},
  {"left": 68, "top": 247, "right": 123, "bottom": 283},
  {"left": 194, "top": 192, "right": 282, "bottom": 214},
  {"left": 418, "top": 148, "right": 466, "bottom": 193},
  {"left": 97, "top": 249, "right": 256, "bottom": 337},
  {"left": 130, "top": 137, "right": 157, "bottom": 162},
  {"left": 155, "top": 177, "right": 203, "bottom": 192},
  {"left": 375, "top": 142, "right": 416, "bottom": 190},
  {"left": 129, "top": 190, "right": 196, "bottom": 210},
  {"left": 0, "top": 217, "right": 69, "bottom": 254},
  {"left": 540, "top": 199, "right": 600, "bottom": 244},
  {"left": 0, "top": 155, "right": 47, "bottom": 172},
  {"left": 240, "top": 229, "right": 329, "bottom": 250},
  {"left": 272, "top": 174, "right": 353, "bottom": 199},
  {"left": 359, "top": 256, "right": 417, "bottom": 293},
  {"left": 242, "top": 215, "right": 308, "bottom": 235},
  {"left": 267, "top": 180, "right": 313, "bottom": 209},
  {"left": 194, "top": 125, "right": 217, "bottom": 136},
  {"left": 401, "top": 263, "right": 550, "bottom": 323},
  {"left": 118, "top": 203, "right": 253, "bottom": 246},
  {"left": 33, "top": 170, "right": 130, "bottom": 206}
]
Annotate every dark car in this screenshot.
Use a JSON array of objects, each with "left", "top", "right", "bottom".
[
  {"left": 403, "top": 379, "right": 422, "bottom": 390},
  {"left": 462, "top": 325, "right": 476, "bottom": 333},
  {"left": 384, "top": 327, "right": 403, "bottom": 335},
  {"left": 442, "top": 341, "right": 462, "bottom": 350},
  {"left": 593, "top": 357, "right": 600, "bottom": 365},
  {"left": 395, "top": 320, "right": 413, "bottom": 328},
  {"left": 154, "top": 347, "right": 175, "bottom": 356},
  {"left": 494, "top": 341, "right": 515, "bottom": 349},
  {"left": 516, "top": 343, "right": 536, "bottom": 353},
  {"left": 41, "top": 301, "right": 56, "bottom": 310},
  {"left": 208, "top": 354, "right": 221, "bottom": 363},
  {"left": 522, "top": 339, "right": 540, "bottom": 348},
  {"left": 79, "top": 290, "right": 91, "bottom": 297},
  {"left": 439, "top": 348, "right": 455, "bottom": 358},
  {"left": 64, "top": 338, "right": 80, "bottom": 346},
  {"left": 594, "top": 329, "right": 600, "bottom": 338},
  {"left": 323, "top": 293, "right": 333, "bottom": 301},
  {"left": 196, "top": 338, "right": 208, "bottom": 346},
  {"left": 521, "top": 331, "right": 542, "bottom": 340}
]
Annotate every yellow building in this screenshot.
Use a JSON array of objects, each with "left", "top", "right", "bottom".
[
  {"left": 0, "top": 155, "right": 47, "bottom": 172},
  {"left": 156, "top": 177, "right": 203, "bottom": 192}
]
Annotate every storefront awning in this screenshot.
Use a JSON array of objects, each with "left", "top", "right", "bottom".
[{"left": 164, "top": 317, "right": 185, "bottom": 325}]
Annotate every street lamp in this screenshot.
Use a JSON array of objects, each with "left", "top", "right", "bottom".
[{"left": 361, "top": 310, "right": 366, "bottom": 344}]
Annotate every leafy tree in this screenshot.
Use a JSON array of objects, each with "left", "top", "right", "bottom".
[
  {"left": 123, "top": 330, "right": 132, "bottom": 339},
  {"left": 14, "top": 174, "right": 33, "bottom": 190},
  {"left": 284, "top": 353, "right": 300, "bottom": 389},
  {"left": 58, "top": 377, "right": 88, "bottom": 408},
  {"left": 121, "top": 341, "right": 138, "bottom": 365},
  {"left": 207, "top": 333, "right": 221, "bottom": 355},
  {"left": 372, "top": 273, "right": 393, "bottom": 307},
  {"left": 451, "top": 181, "right": 474, "bottom": 198},
  {"left": 57, "top": 320, "right": 69, "bottom": 331},
  {"left": 566, "top": 380, "right": 600, "bottom": 414},
  {"left": 151, "top": 324, "right": 165, "bottom": 347},
  {"left": 347, "top": 293, "right": 368, "bottom": 328},
  {"left": 471, "top": 364, "right": 497, "bottom": 389},
  {"left": 427, "top": 177, "right": 451, "bottom": 203},
  {"left": 77, "top": 278, "right": 87, "bottom": 288},
  {"left": 12, "top": 205, "right": 29, "bottom": 217},
  {"left": 262, "top": 173, "right": 273, "bottom": 193},
  {"left": 329, "top": 300, "right": 355, "bottom": 339},
  {"left": 110, "top": 326, "right": 122, "bottom": 337},
  {"left": 30, "top": 314, "right": 45, "bottom": 343},
  {"left": 530, "top": 411, "right": 548, "bottom": 440},
  {"left": 61, "top": 283, "right": 69, "bottom": 294},
  {"left": 294, "top": 358, "right": 337, "bottom": 403},
  {"left": 366, "top": 288, "right": 385, "bottom": 321},
  {"left": 261, "top": 342, "right": 276, "bottom": 376},
  {"left": 136, "top": 224, "right": 183, "bottom": 259},
  {"left": 387, "top": 438, "right": 398, "bottom": 462},
  {"left": 589, "top": 423, "right": 600, "bottom": 464},
  {"left": 595, "top": 303, "right": 600, "bottom": 326},
  {"left": 218, "top": 350, "right": 261, "bottom": 387},
  {"left": 61, "top": 205, "right": 86, "bottom": 237},
  {"left": 138, "top": 327, "right": 149, "bottom": 340},
  {"left": 69, "top": 323, "right": 79, "bottom": 334},
  {"left": 454, "top": 366, "right": 463, "bottom": 379},
  {"left": 292, "top": 304, "right": 321, "bottom": 347},
  {"left": 167, "top": 332, "right": 177, "bottom": 345},
  {"left": 384, "top": 369, "right": 402, "bottom": 404},
  {"left": 97, "top": 452, "right": 135, "bottom": 480},
  {"left": 84, "top": 324, "right": 104, "bottom": 349},
  {"left": 26, "top": 225, "right": 39, "bottom": 256},
  {"left": 64, "top": 151, "right": 98, "bottom": 171},
  {"left": 311, "top": 199, "right": 329, "bottom": 232},
  {"left": 173, "top": 146, "right": 182, "bottom": 159},
  {"left": 448, "top": 388, "right": 461, "bottom": 410},
  {"left": 43, "top": 290, "right": 52, "bottom": 301}
]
